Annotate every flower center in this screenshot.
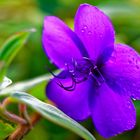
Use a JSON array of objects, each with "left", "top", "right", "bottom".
[{"left": 56, "top": 57, "right": 105, "bottom": 91}]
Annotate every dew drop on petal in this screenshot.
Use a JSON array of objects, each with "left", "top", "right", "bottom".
[
  {"left": 125, "top": 121, "right": 133, "bottom": 129},
  {"left": 136, "top": 59, "right": 138, "bottom": 64},
  {"left": 128, "top": 59, "right": 132, "bottom": 64},
  {"left": 81, "top": 29, "right": 85, "bottom": 33},
  {"left": 83, "top": 25, "right": 87, "bottom": 29},
  {"left": 88, "top": 31, "right": 92, "bottom": 35},
  {"left": 127, "top": 100, "right": 132, "bottom": 109},
  {"left": 99, "top": 32, "right": 104, "bottom": 39},
  {"left": 136, "top": 65, "right": 139, "bottom": 69},
  {"left": 99, "top": 34, "right": 103, "bottom": 38},
  {"left": 132, "top": 83, "right": 136, "bottom": 87},
  {"left": 110, "top": 56, "right": 116, "bottom": 63}
]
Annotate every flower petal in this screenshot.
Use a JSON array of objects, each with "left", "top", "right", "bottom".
[
  {"left": 102, "top": 44, "right": 140, "bottom": 99},
  {"left": 42, "top": 16, "right": 88, "bottom": 69},
  {"left": 46, "top": 71, "right": 91, "bottom": 121},
  {"left": 90, "top": 83, "right": 136, "bottom": 138},
  {"left": 74, "top": 4, "right": 115, "bottom": 64}
]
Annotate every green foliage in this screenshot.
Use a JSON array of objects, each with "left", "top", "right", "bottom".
[
  {"left": 0, "top": 120, "right": 15, "bottom": 139},
  {"left": 0, "top": 30, "right": 34, "bottom": 81},
  {"left": 0, "top": 73, "right": 95, "bottom": 140},
  {"left": 9, "top": 91, "right": 95, "bottom": 140},
  {"left": 0, "top": 32, "right": 29, "bottom": 65}
]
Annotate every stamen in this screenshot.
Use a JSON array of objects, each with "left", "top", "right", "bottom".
[
  {"left": 83, "top": 57, "right": 95, "bottom": 65},
  {"left": 74, "top": 77, "right": 88, "bottom": 83},
  {"left": 56, "top": 78, "right": 76, "bottom": 91},
  {"left": 57, "top": 57, "right": 93, "bottom": 91},
  {"left": 46, "top": 65, "right": 66, "bottom": 79},
  {"left": 90, "top": 66, "right": 105, "bottom": 86},
  {"left": 48, "top": 57, "right": 105, "bottom": 91}
]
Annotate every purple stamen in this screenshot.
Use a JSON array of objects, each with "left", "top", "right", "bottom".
[
  {"left": 46, "top": 65, "right": 67, "bottom": 79},
  {"left": 55, "top": 57, "right": 105, "bottom": 90},
  {"left": 56, "top": 77, "right": 76, "bottom": 91}
]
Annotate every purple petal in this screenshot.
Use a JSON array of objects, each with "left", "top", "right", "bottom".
[
  {"left": 42, "top": 16, "right": 88, "bottom": 69},
  {"left": 46, "top": 71, "right": 91, "bottom": 121},
  {"left": 90, "top": 83, "right": 136, "bottom": 138},
  {"left": 74, "top": 4, "right": 115, "bottom": 64},
  {"left": 101, "top": 44, "right": 140, "bottom": 100}
]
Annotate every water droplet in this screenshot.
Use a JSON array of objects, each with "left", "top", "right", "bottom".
[
  {"left": 136, "top": 65, "right": 139, "bottom": 69},
  {"left": 132, "top": 83, "right": 136, "bottom": 87},
  {"left": 126, "top": 121, "right": 132, "bottom": 127},
  {"left": 81, "top": 29, "right": 85, "bottom": 33},
  {"left": 127, "top": 100, "right": 132, "bottom": 108},
  {"left": 110, "top": 56, "right": 116, "bottom": 62},
  {"left": 99, "top": 34, "right": 103, "bottom": 38},
  {"left": 128, "top": 105, "right": 131, "bottom": 109},
  {"left": 88, "top": 31, "right": 92, "bottom": 35},
  {"left": 83, "top": 25, "right": 87, "bottom": 29},
  {"left": 132, "top": 57, "right": 135, "bottom": 61},
  {"left": 128, "top": 59, "right": 132, "bottom": 64}
]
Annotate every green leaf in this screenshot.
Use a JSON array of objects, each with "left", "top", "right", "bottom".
[
  {"left": 10, "top": 91, "right": 95, "bottom": 140},
  {"left": 0, "top": 29, "right": 35, "bottom": 81},
  {"left": 0, "top": 77, "right": 12, "bottom": 90},
  {"left": 0, "top": 72, "right": 55, "bottom": 96},
  {"left": 0, "top": 120, "right": 15, "bottom": 139}
]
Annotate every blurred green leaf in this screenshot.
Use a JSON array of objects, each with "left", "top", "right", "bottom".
[
  {"left": 0, "top": 120, "right": 15, "bottom": 139},
  {"left": 0, "top": 29, "right": 35, "bottom": 81},
  {"left": 10, "top": 91, "right": 95, "bottom": 140}
]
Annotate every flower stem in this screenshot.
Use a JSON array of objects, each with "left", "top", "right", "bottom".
[
  {"left": 19, "top": 103, "right": 31, "bottom": 125},
  {"left": 7, "top": 113, "right": 41, "bottom": 140},
  {"left": 2, "top": 110, "right": 27, "bottom": 125},
  {"left": 0, "top": 97, "right": 27, "bottom": 125}
]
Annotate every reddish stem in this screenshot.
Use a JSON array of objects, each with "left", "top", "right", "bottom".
[{"left": 7, "top": 113, "right": 41, "bottom": 140}]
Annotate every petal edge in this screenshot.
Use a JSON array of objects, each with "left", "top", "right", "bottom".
[
  {"left": 74, "top": 4, "right": 115, "bottom": 64},
  {"left": 90, "top": 83, "right": 136, "bottom": 138},
  {"left": 102, "top": 44, "right": 140, "bottom": 100},
  {"left": 42, "top": 16, "right": 88, "bottom": 68},
  {"left": 46, "top": 71, "right": 91, "bottom": 121}
]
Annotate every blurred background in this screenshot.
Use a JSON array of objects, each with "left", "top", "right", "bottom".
[{"left": 0, "top": 0, "right": 140, "bottom": 140}]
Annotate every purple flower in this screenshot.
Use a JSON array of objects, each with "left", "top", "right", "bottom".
[{"left": 42, "top": 3, "right": 140, "bottom": 138}]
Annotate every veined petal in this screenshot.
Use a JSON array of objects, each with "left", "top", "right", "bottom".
[
  {"left": 90, "top": 83, "right": 136, "bottom": 138},
  {"left": 102, "top": 44, "right": 140, "bottom": 100},
  {"left": 74, "top": 4, "right": 115, "bottom": 64},
  {"left": 46, "top": 71, "right": 91, "bottom": 121},
  {"left": 42, "top": 16, "right": 88, "bottom": 69}
]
